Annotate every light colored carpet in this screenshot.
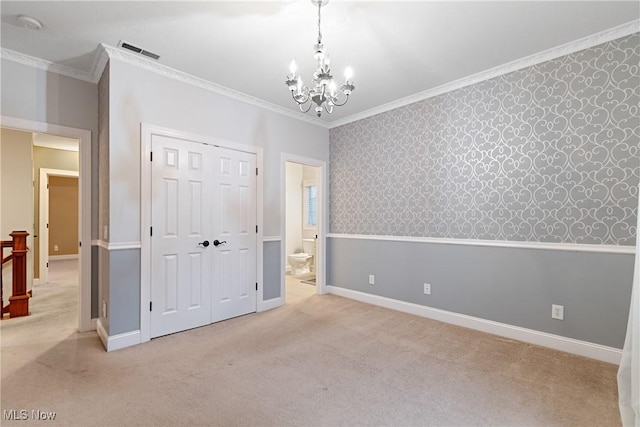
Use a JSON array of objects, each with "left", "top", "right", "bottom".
[{"left": 1, "top": 262, "right": 621, "bottom": 426}]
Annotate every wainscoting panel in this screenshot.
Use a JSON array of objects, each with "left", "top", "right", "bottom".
[
  {"left": 263, "top": 240, "right": 282, "bottom": 301},
  {"left": 327, "top": 236, "right": 634, "bottom": 349}
]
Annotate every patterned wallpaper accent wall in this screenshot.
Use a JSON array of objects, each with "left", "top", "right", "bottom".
[{"left": 330, "top": 34, "right": 639, "bottom": 246}]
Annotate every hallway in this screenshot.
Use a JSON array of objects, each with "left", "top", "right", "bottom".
[{"left": 1, "top": 259, "right": 86, "bottom": 368}]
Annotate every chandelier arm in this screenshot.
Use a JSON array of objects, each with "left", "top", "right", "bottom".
[
  {"left": 299, "top": 102, "right": 314, "bottom": 113},
  {"left": 330, "top": 93, "right": 350, "bottom": 107},
  {"left": 323, "top": 102, "right": 333, "bottom": 115},
  {"left": 291, "top": 90, "right": 310, "bottom": 105}
]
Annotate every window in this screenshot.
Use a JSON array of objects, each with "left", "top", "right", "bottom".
[{"left": 303, "top": 181, "right": 317, "bottom": 228}]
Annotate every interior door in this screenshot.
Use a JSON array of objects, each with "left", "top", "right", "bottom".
[
  {"left": 150, "top": 135, "right": 213, "bottom": 338},
  {"left": 150, "top": 135, "right": 258, "bottom": 338},
  {"left": 211, "top": 147, "right": 257, "bottom": 323}
]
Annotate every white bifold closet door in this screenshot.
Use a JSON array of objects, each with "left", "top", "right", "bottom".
[{"left": 150, "top": 134, "right": 257, "bottom": 339}]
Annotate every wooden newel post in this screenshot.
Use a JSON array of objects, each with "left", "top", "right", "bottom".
[{"left": 8, "top": 231, "right": 30, "bottom": 318}]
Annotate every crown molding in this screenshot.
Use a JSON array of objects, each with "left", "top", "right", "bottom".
[
  {"left": 328, "top": 19, "right": 640, "bottom": 129},
  {"left": 4, "top": 18, "right": 637, "bottom": 131},
  {"left": 0, "top": 43, "right": 329, "bottom": 128},
  {"left": 99, "top": 44, "right": 330, "bottom": 129},
  {"left": 90, "top": 45, "right": 110, "bottom": 83},
  {"left": 0, "top": 48, "right": 97, "bottom": 83}
]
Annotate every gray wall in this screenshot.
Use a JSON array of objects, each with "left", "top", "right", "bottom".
[
  {"left": 109, "top": 249, "right": 140, "bottom": 335},
  {"left": 328, "top": 34, "right": 639, "bottom": 348},
  {"left": 1, "top": 60, "right": 99, "bottom": 240},
  {"left": 263, "top": 241, "right": 282, "bottom": 300},
  {"left": 104, "top": 57, "right": 329, "bottom": 334},
  {"left": 328, "top": 237, "right": 634, "bottom": 348},
  {"left": 1, "top": 59, "right": 100, "bottom": 318},
  {"left": 98, "top": 246, "right": 109, "bottom": 333}
]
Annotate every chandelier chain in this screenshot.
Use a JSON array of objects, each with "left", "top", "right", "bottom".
[{"left": 317, "top": 1, "right": 322, "bottom": 44}]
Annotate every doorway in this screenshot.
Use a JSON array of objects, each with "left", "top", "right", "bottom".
[
  {"left": 0, "top": 117, "right": 92, "bottom": 332},
  {"left": 39, "top": 169, "right": 79, "bottom": 286},
  {"left": 282, "top": 155, "right": 326, "bottom": 304}
]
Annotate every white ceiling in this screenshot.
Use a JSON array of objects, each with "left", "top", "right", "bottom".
[
  {"left": 33, "top": 133, "right": 79, "bottom": 152},
  {"left": 1, "top": 1, "right": 638, "bottom": 125}
]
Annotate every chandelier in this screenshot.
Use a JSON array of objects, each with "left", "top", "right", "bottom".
[{"left": 285, "top": 0, "right": 355, "bottom": 117}]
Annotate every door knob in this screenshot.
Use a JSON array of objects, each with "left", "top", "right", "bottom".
[
  {"left": 198, "top": 240, "right": 210, "bottom": 247},
  {"left": 213, "top": 240, "right": 227, "bottom": 247}
]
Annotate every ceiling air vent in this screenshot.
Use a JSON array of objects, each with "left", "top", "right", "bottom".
[{"left": 117, "top": 40, "right": 160, "bottom": 61}]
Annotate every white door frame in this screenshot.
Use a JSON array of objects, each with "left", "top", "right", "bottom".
[
  {"left": 39, "top": 169, "right": 79, "bottom": 285},
  {"left": 140, "top": 123, "right": 264, "bottom": 344},
  {"left": 281, "top": 154, "right": 327, "bottom": 300},
  {"left": 1, "top": 116, "right": 94, "bottom": 332}
]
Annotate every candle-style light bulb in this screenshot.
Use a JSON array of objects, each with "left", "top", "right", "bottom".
[
  {"left": 329, "top": 81, "right": 337, "bottom": 96},
  {"left": 289, "top": 60, "right": 297, "bottom": 76},
  {"left": 344, "top": 67, "right": 354, "bottom": 81}
]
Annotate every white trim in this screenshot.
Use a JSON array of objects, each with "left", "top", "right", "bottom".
[
  {"left": 92, "top": 240, "right": 140, "bottom": 251},
  {"left": 102, "top": 45, "right": 329, "bottom": 129},
  {"left": 94, "top": 240, "right": 109, "bottom": 250},
  {"left": 106, "top": 330, "right": 141, "bottom": 352},
  {"left": 256, "top": 146, "right": 266, "bottom": 314},
  {"left": 107, "top": 242, "right": 141, "bottom": 251},
  {"left": 1, "top": 116, "right": 94, "bottom": 333},
  {"left": 140, "top": 123, "right": 265, "bottom": 342},
  {"left": 327, "top": 286, "right": 623, "bottom": 364},
  {"left": 97, "top": 319, "right": 141, "bottom": 352},
  {"left": 39, "top": 168, "right": 79, "bottom": 285},
  {"left": 140, "top": 124, "right": 152, "bottom": 344},
  {"left": 4, "top": 20, "right": 637, "bottom": 131},
  {"left": 0, "top": 48, "right": 97, "bottom": 83},
  {"left": 329, "top": 20, "right": 640, "bottom": 128},
  {"left": 90, "top": 45, "right": 110, "bottom": 83},
  {"left": 49, "top": 254, "right": 79, "bottom": 261},
  {"left": 263, "top": 236, "right": 282, "bottom": 242},
  {"left": 1, "top": 44, "right": 327, "bottom": 128},
  {"left": 327, "top": 233, "right": 636, "bottom": 254},
  {"left": 96, "top": 319, "right": 108, "bottom": 350},
  {"left": 281, "top": 154, "right": 328, "bottom": 298},
  {"left": 260, "top": 297, "right": 285, "bottom": 312}
]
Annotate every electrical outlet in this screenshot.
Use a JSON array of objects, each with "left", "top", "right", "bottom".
[
  {"left": 368, "top": 275, "right": 375, "bottom": 285},
  {"left": 423, "top": 283, "right": 431, "bottom": 295},
  {"left": 552, "top": 304, "right": 564, "bottom": 320},
  {"left": 53, "top": 244, "right": 59, "bottom": 252}
]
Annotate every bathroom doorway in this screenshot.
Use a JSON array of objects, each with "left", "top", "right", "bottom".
[{"left": 283, "top": 158, "right": 324, "bottom": 303}]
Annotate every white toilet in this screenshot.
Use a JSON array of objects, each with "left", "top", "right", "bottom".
[{"left": 287, "top": 239, "right": 316, "bottom": 276}]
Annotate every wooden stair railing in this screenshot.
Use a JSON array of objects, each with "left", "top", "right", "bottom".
[{"left": 1, "top": 231, "right": 30, "bottom": 318}]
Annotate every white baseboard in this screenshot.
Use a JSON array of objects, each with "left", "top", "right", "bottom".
[
  {"left": 258, "top": 296, "right": 284, "bottom": 312},
  {"left": 327, "top": 286, "right": 623, "bottom": 365},
  {"left": 49, "top": 254, "right": 79, "bottom": 261},
  {"left": 96, "top": 318, "right": 108, "bottom": 350},
  {"left": 96, "top": 318, "right": 140, "bottom": 352}
]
